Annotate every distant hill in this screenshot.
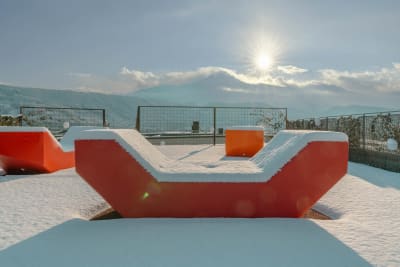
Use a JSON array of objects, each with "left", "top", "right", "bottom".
[
  {"left": 132, "top": 71, "right": 279, "bottom": 107},
  {"left": 1, "top": 83, "right": 395, "bottom": 126},
  {"left": 131, "top": 71, "right": 395, "bottom": 119},
  {"left": 0, "top": 84, "right": 154, "bottom": 127}
]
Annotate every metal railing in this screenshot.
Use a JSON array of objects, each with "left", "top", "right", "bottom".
[
  {"left": 136, "top": 105, "right": 287, "bottom": 145},
  {"left": 20, "top": 106, "right": 107, "bottom": 137},
  {"left": 288, "top": 110, "right": 400, "bottom": 172}
]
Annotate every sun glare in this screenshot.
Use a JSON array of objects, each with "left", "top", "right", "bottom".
[
  {"left": 255, "top": 53, "right": 273, "bottom": 70},
  {"left": 240, "top": 30, "right": 283, "bottom": 73}
]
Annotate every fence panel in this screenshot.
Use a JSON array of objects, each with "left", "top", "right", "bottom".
[
  {"left": 287, "top": 111, "right": 400, "bottom": 172},
  {"left": 136, "top": 106, "right": 287, "bottom": 145},
  {"left": 215, "top": 107, "right": 286, "bottom": 136},
  {"left": 20, "top": 106, "right": 106, "bottom": 137},
  {"left": 136, "top": 106, "right": 214, "bottom": 145},
  {"left": 363, "top": 112, "right": 400, "bottom": 153}
]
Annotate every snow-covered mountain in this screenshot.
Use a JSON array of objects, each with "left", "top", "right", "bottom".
[
  {"left": 131, "top": 71, "right": 395, "bottom": 119},
  {"left": 1, "top": 81, "right": 395, "bottom": 125},
  {"left": 132, "top": 71, "right": 278, "bottom": 107}
]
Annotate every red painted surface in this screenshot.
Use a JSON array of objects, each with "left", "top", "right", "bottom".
[
  {"left": 225, "top": 129, "right": 264, "bottom": 157},
  {"left": 0, "top": 132, "right": 74, "bottom": 173},
  {"left": 75, "top": 139, "right": 348, "bottom": 218}
]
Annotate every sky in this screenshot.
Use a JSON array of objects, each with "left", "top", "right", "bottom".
[{"left": 1, "top": 0, "right": 400, "bottom": 109}]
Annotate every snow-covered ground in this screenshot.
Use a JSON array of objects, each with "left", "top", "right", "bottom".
[{"left": 0, "top": 144, "right": 399, "bottom": 266}]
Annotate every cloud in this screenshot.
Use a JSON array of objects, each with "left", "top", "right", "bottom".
[
  {"left": 319, "top": 63, "right": 400, "bottom": 93},
  {"left": 61, "top": 63, "right": 400, "bottom": 120},
  {"left": 221, "top": 87, "right": 257, "bottom": 94},
  {"left": 163, "top": 67, "right": 223, "bottom": 83},
  {"left": 120, "top": 67, "right": 154, "bottom": 78},
  {"left": 284, "top": 79, "right": 321, "bottom": 87},
  {"left": 67, "top": 72, "right": 92, "bottom": 78},
  {"left": 0, "top": 80, "right": 13, "bottom": 86},
  {"left": 68, "top": 62, "right": 400, "bottom": 112},
  {"left": 119, "top": 67, "right": 160, "bottom": 89},
  {"left": 119, "top": 66, "right": 222, "bottom": 89},
  {"left": 277, "top": 65, "right": 308, "bottom": 74},
  {"left": 68, "top": 65, "right": 286, "bottom": 95},
  {"left": 119, "top": 66, "right": 286, "bottom": 90}
]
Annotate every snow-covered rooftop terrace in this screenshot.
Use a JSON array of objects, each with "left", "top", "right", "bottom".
[{"left": 0, "top": 144, "right": 399, "bottom": 266}]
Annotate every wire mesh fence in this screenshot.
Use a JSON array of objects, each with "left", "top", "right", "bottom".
[
  {"left": 288, "top": 111, "right": 400, "bottom": 153},
  {"left": 136, "top": 106, "right": 287, "bottom": 145},
  {"left": 20, "top": 106, "right": 106, "bottom": 138},
  {"left": 287, "top": 111, "right": 400, "bottom": 172}
]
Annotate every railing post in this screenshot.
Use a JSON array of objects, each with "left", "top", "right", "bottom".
[
  {"left": 213, "top": 107, "right": 216, "bottom": 146},
  {"left": 285, "top": 108, "right": 288, "bottom": 129},
  {"left": 136, "top": 106, "right": 141, "bottom": 131},
  {"left": 362, "top": 114, "right": 366, "bottom": 150},
  {"left": 326, "top": 117, "right": 328, "bottom": 130},
  {"left": 19, "top": 106, "right": 23, "bottom": 126},
  {"left": 102, "top": 109, "right": 106, "bottom": 127}
]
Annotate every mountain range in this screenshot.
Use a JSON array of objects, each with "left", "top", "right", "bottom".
[
  {"left": 0, "top": 84, "right": 153, "bottom": 127},
  {"left": 131, "top": 71, "right": 395, "bottom": 119},
  {"left": 0, "top": 79, "right": 395, "bottom": 127}
]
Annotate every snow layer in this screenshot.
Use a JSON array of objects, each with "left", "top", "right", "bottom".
[
  {"left": 226, "top": 126, "right": 264, "bottom": 130},
  {"left": 77, "top": 129, "right": 347, "bottom": 182},
  {"left": 0, "top": 126, "right": 48, "bottom": 132},
  {"left": 0, "top": 169, "right": 108, "bottom": 251},
  {"left": 314, "top": 163, "right": 400, "bottom": 266},
  {"left": 0, "top": 218, "right": 369, "bottom": 267},
  {"left": 0, "top": 145, "right": 399, "bottom": 266},
  {"left": 59, "top": 126, "right": 105, "bottom": 152}
]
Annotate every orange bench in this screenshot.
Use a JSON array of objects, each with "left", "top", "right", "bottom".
[
  {"left": 225, "top": 126, "right": 264, "bottom": 157},
  {"left": 0, "top": 126, "right": 100, "bottom": 174},
  {"left": 75, "top": 129, "right": 349, "bottom": 218}
]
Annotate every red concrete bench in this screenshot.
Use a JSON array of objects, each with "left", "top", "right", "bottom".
[
  {"left": 75, "top": 129, "right": 348, "bottom": 218},
  {"left": 0, "top": 126, "right": 99, "bottom": 174}
]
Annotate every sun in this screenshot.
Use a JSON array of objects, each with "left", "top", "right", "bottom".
[
  {"left": 238, "top": 30, "right": 283, "bottom": 73},
  {"left": 255, "top": 53, "right": 273, "bottom": 71}
]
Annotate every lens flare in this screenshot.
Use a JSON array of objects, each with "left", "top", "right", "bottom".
[{"left": 142, "top": 192, "right": 150, "bottom": 200}]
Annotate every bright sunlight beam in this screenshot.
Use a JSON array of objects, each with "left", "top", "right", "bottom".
[
  {"left": 254, "top": 53, "right": 273, "bottom": 70},
  {"left": 238, "top": 29, "right": 284, "bottom": 74}
]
